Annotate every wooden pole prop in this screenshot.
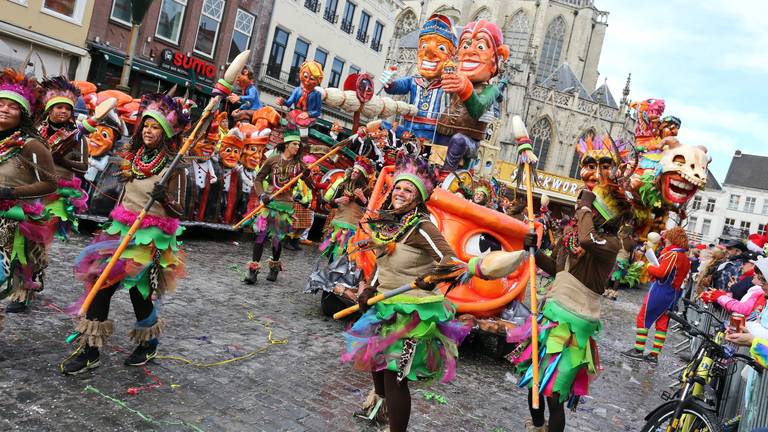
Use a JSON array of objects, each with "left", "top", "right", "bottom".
[
  {"left": 231, "top": 133, "right": 359, "bottom": 229},
  {"left": 333, "top": 283, "right": 413, "bottom": 320},
  {"left": 512, "top": 115, "right": 542, "bottom": 409},
  {"left": 78, "top": 50, "right": 251, "bottom": 316}
]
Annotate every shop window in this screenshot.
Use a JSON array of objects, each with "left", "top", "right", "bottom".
[
  {"left": 194, "top": 0, "right": 225, "bottom": 57},
  {"left": 41, "top": 0, "right": 86, "bottom": 23},
  {"left": 267, "top": 28, "right": 290, "bottom": 79},
  {"left": 314, "top": 48, "right": 328, "bottom": 72},
  {"left": 288, "top": 39, "right": 310, "bottom": 86},
  {"left": 110, "top": 0, "right": 131, "bottom": 25},
  {"left": 329, "top": 57, "right": 345, "bottom": 88},
  {"left": 156, "top": 0, "right": 187, "bottom": 45},
  {"left": 228, "top": 9, "right": 255, "bottom": 63}
]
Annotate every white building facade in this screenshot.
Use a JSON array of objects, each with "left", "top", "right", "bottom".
[
  {"left": 687, "top": 151, "right": 768, "bottom": 245},
  {"left": 256, "top": 0, "right": 403, "bottom": 125}
]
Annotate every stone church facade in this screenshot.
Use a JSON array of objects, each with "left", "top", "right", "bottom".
[{"left": 388, "top": 0, "right": 636, "bottom": 184}]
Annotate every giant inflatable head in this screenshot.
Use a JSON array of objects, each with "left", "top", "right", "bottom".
[
  {"left": 457, "top": 20, "right": 509, "bottom": 83},
  {"left": 655, "top": 138, "right": 708, "bottom": 207},
  {"left": 417, "top": 14, "right": 457, "bottom": 80}
]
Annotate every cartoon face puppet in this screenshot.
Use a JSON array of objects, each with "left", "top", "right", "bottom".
[
  {"left": 299, "top": 62, "right": 323, "bottom": 92},
  {"left": 242, "top": 141, "right": 264, "bottom": 170},
  {"left": 656, "top": 141, "right": 708, "bottom": 207},
  {"left": 417, "top": 34, "right": 455, "bottom": 80},
  {"left": 457, "top": 31, "right": 498, "bottom": 83},
  {"left": 218, "top": 136, "right": 243, "bottom": 169},
  {"left": 192, "top": 137, "right": 217, "bottom": 162},
  {"left": 580, "top": 156, "right": 615, "bottom": 191},
  {"left": 86, "top": 125, "right": 117, "bottom": 157}
]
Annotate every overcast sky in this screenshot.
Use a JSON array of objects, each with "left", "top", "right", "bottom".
[{"left": 597, "top": 0, "right": 768, "bottom": 183}]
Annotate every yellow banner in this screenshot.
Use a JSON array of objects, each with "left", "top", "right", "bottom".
[{"left": 495, "top": 161, "right": 584, "bottom": 200}]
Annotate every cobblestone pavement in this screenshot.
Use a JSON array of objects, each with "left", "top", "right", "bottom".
[{"left": 0, "top": 229, "right": 686, "bottom": 431}]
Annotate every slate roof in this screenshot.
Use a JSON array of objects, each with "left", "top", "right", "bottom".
[
  {"left": 540, "top": 63, "right": 594, "bottom": 101},
  {"left": 591, "top": 83, "right": 618, "bottom": 108},
  {"left": 723, "top": 152, "right": 768, "bottom": 190},
  {"left": 705, "top": 169, "right": 722, "bottom": 191},
  {"left": 399, "top": 29, "right": 420, "bottom": 49}
]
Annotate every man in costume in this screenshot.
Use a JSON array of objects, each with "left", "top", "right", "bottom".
[
  {"left": 60, "top": 93, "right": 189, "bottom": 374},
  {"left": 218, "top": 128, "right": 245, "bottom": 224},
  {"left": 382, "top": 14, "right": 457, "bottom": 143},
  {"left": 276, "top": 60, "right": 323, "bottom": 126},
  {"left": 0, "top": 69, "right": 57, "bottom": 318},
  {"left": 186, "top": 117, "right": 223, "bottom": 222},
  {"left": 623, "top": 227, "right": 690, "bottom": 363},
  {"left": 243, "top": 130, "right": 310, "bottom": 284},
  {"left": 440, "top": 19, "right": 509, "bottom": 170}
]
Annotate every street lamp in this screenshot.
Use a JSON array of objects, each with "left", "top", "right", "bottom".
[{"left": 117, "top": 0, "right": 155, "bottom": 92}]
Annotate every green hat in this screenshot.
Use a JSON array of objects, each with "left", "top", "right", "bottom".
[{"left": 283, "top": 129, "right": 301, "bottom": 143}]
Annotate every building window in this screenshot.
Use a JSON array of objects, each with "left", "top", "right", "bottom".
[
  {"left": 304, "top": 0, "right": 321, "bottom": 13},
  {"left": 530, "top": 118, "right": 552, "bottom": 169},
  {"left": 193, "top": 0, "right": 225, "bottom": 57},
  {"left": 728, "top": 194, "right": 741, "bottom": 210},
  {"left": 691, "top": 196, "right": 702, "bottom": 210},
  {"left": 228, "top": 9, "right": 255, "bottom": 63},
  {"left": 701, "top": 219, "right": 711, "bottom": 237},
  {"left": 705, "top": 198, "right": 716, "bottom": 213},
  {"left": 371, "top": 21, "right": 384, "bottom": 52},
  {"left": 688, "top": 216, "right": 698, "bottom": 233},
  {"left": 323, "top": 0, "right": 339, "bottom": 23},
  {"left": 763, "top": 199, "right": 768, "bottom": 215},
  {"left": 745, "top": 196, "right": 756, "bottom": 213},
  {"left": 314, "top": 48, "right": 328, "bottom": 72},
  {"left": 348, "top": 65, "right": 360, "bottom": 77},
  {"left": 340, "top": 1, "right": 356, "bottom": 34},
  {"left": 759, "top": 224, "right": 766, "bottom": 235},
  {"left": 725, "top": 217, "right": 735, "bottom": 227},
  {"left": 505, "top": 10, "right": 529, "bottom": 65},
  {"left": 156, "top": 0, "right": 187, "bottom": 45},
  {"left": 357, "top": 11, "right": 371, "bottom": 43},
  {"left": 536, "top": 16, "right": 566, "bottom": 83},
  {"left": 329, "top": 57, "right": 345, "bottom": 88},
  {"left": 41, "top": 0, "right": 86, "bottom": 23},
  {"left": 740, "top": 220, "right": 751, "bottom": 232},
  {"left": 267, "top": 28, "right": 290, "bottom": 79},
  {"left": 110, "top": 0, "right": 131, "bottom": 25},
  {"left": 288, "top": 38, "right": 310, "bottom": 86}
]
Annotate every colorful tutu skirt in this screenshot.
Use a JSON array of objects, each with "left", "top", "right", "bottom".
[
  {"left": 253, "top": 201, "right": 293, "bottom": 242},
  {"left": 319, "top": 220, "right": 356, "bottom": 262},
  {"left": 0, "top": 199, "right": 54, "bottom": 301},
  {"left": 45, "top": 176, "right": 89, "bottom": 237},
  {"left": 342, "top": 294, "right": 471, "bottom": 383},
  {"left": 74, "top": 205, "right": 185, "bottom": 302},
  {"left": 507, "top": 300, "right": 601, "bottom": 404}
]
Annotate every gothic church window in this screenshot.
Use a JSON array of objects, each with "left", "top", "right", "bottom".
[
  {"left": 536, "top": 16, "right": 566, "bottom": 83},
  {"left": 505, "top": 11, "right": 529, "bottom": 65},
  {"left": 473, "top": 7, "right": 492, "bottom": 22},
  {"left": 394, "top": 9, "right": 418, "bottom": 38},
  {"left": 530, "top": 118, "right": 553, "bottom": 169}
]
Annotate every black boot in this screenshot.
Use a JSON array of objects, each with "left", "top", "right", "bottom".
[
  {"left": 266, "top": 259, "right": 281, "bottom": 282},
  {"left": 6, "top": 300, "right": 28, "bottom": 313},
  {"left": 124, "top": 343, "right": 158, "bottom": 366},
  {"left": 244, "top": 268, "right": 259, "bottom": 285},
  {"left": 61, "top": 345, "right": 100, "bottom": 375},
  {"left": 284, "top": 237, "right": 301, "bottom": 251}
]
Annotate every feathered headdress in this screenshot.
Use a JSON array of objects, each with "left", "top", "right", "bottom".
[
  {"left": 576, "top": 134, "right": 629, "bottom": 165},
  {"left": 0, "top": 68, "right": 41, "bottom": 115},
  {"left": 393, "top": 155, "right": 438, "bottom": 202},
  {"left": 137, "top": 93, "right": 190, "bottom": 138},
  {"left": 353, "top": 156, "right": 375, "bottom": 178},
  {"left": 40, "top": 75, "right": 80, "bottom": 113}
]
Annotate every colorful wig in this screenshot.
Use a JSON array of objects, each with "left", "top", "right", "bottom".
[
  {"left": 663, "top": 226, "right": 688, "bottom": 249},
  {"left": 137, "top": 93, "right": 190, "bottom": 138}
]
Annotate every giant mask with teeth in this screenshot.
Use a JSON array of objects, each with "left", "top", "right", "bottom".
[
  {"left": 417, "top": 14, "right": 457, "bottom": 80},
  {"left": 655, "top": 138, "right": 709, "bottom": 208}
]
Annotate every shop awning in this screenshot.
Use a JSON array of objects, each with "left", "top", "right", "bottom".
[
  {"left": 495, "top": 161, "right": 584, "bottom": 204},
  {"left": 95, "top": 47, "right": 213, "bottom": 94}
]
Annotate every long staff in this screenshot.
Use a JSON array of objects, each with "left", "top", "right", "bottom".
[
  {"left": 231, "top": 133, "right": 360, "bottom": 229},
  {"left": 78, "top": 50, "right": 251, "bottom": 316},
  {"left": 512, "top": 115, "right": 542, "bottom": 409}
]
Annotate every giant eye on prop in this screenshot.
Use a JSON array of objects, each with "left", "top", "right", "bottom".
[
  {"left": 465, "top": 232, "right": 503, "bottom": 257},
  {"left": 673, "top": 155, "right": 685, "bottom": 165},
  {"left": 438, "top": 44, "right": 447, "bottom": 53},
  {"left": 101, "top": 131, "right": 110, "bottom": 139},
  {"left": 477, "top": 43, "right": 487, "bottom": 50},
  {"left": 421, "top": 43, "right": 427, "bottom": 50}
]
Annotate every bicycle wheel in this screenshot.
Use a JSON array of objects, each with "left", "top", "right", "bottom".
[{"left": 641, "top": 402, "right": 722, "bottom": 432}]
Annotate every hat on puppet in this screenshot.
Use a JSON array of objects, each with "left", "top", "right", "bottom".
[
  {"left": 393, "top": 155, "right": 439, "bottom": 202},
  {"left": 420, "top": 14, "right": 458, "bottom": 48},
  {"left": 353, "top": 156, "right": 375, "bottom": 178},
  {"left": 219, "top": 127, "right": 245, "bottom": 151},
  {"left": 238, "top": 122, "right": 271, "bottom": 146},
  {"left": 576, "top": 134, "right": 629, "bottom": 165},
  {"left": 660, "top": 115, "right": 681, "bottom": 128},
  {"left": 138, "top": 92, "right": 190, "bottom": 138},
  {"left": 300, "top": 60, "right": 324, "bottom": 81},
  {"left": 40, "top": 75, "right": 80, "bottom": 113},
  {"left": 460, "top": 20, "right": 510, "bottom": 76},
  {"left": 0, "top": 68, "right": 41, "bottom": 115}
]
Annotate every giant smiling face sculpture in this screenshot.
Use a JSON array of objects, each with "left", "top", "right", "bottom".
[
  {"left": 417, "top": 34, "right": 455, "bottom": 80},
  {"left": 86, "top": 125, "right": 117, "bottom": 157},
  {"left": 656, "top": 139, "right": 709, "bottom": 207}
]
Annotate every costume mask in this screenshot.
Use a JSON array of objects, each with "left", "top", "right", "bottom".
[
  {"left": 457, "top": 21, "right": 509, "bottom": 83},
  {"left": 218, "top": 130, "right": 244, "bottom": 169},
  {"left": 86, "top": 125, "right": 116, "bottom": 157},
  {"left": 299, "top": 61, "right": 323, "bottom": 92},
  {"left": 417, "top": 34, "right": 455, "bottom": 80},
  {"left": 191, "top": 137, "right": 217, "bottom": 162},
  {"left": 236, "top": 68, "right": 252, "bottom": 91},
  {"left": 656, "top": 140, "right": 708, "bottom": 207}
]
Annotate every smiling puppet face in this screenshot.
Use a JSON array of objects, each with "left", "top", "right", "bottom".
[
  {"left": 457, "top": 21, "right": 509, "bottom": 83},
  {"left": 86, "top": 125, "right": 117, "bottom": 157},
  {"left": 417, "top": 34, "right": 455, "bottom": 80}
]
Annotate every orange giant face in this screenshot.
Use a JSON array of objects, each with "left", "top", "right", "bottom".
[
  {"left": 86, "top": 125, "right": 117, "bottom": 157},
  {"left": 417, "top": 34, "right": 455, "bottom": 80},
  {"left": 218, "top": 136, "right": 243, "bottom": 169},
  {"left": 457, "top": 32, "right": 498, "bottom": 83},
  {"left": 191, "top": 137, "right": 217, "bottom": 162},
  {"left": 242, "top": 140, "right": 265, "bottom": 170}
]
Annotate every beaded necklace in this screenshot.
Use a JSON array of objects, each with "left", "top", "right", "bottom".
[
  {"left": 370, "top": 207, "right": 422, "bottom": 245},
  {"left": 271, "top": 156, "right": 301, "bottom": 189},
  {"left": 0, "top": 131, "right": 24, "bottom": 164},
  {"left": 131, "top": 146, "right": 168, "bottom": 179}
]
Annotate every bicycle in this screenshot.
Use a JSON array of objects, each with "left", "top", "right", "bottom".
[{"left": 640, "top": 299, "right": 761, "bottom": 432}]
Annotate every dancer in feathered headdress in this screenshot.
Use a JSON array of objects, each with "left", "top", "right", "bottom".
[
  {"left": 0, "top": 69, "right": 57, "bottom": 317},
  {"left": 340, "top": 154, "right": 471, "bottom": 431},
  {"left": 61, "top": 92, "right": 190, "bottom": 375}
]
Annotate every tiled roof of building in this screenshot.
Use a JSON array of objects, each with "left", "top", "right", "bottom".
[
  {"left": 540, "top": 63, "right": 594, "bottom": 101},
  {"left": 705, "top": 169, "right": 721, "bottom": 191},
  {"left": 723, "top": 151, "right": 768, "bottom": 190},
  {"left": 591, "top": 83, "right": 618, "bottom": 108}
]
